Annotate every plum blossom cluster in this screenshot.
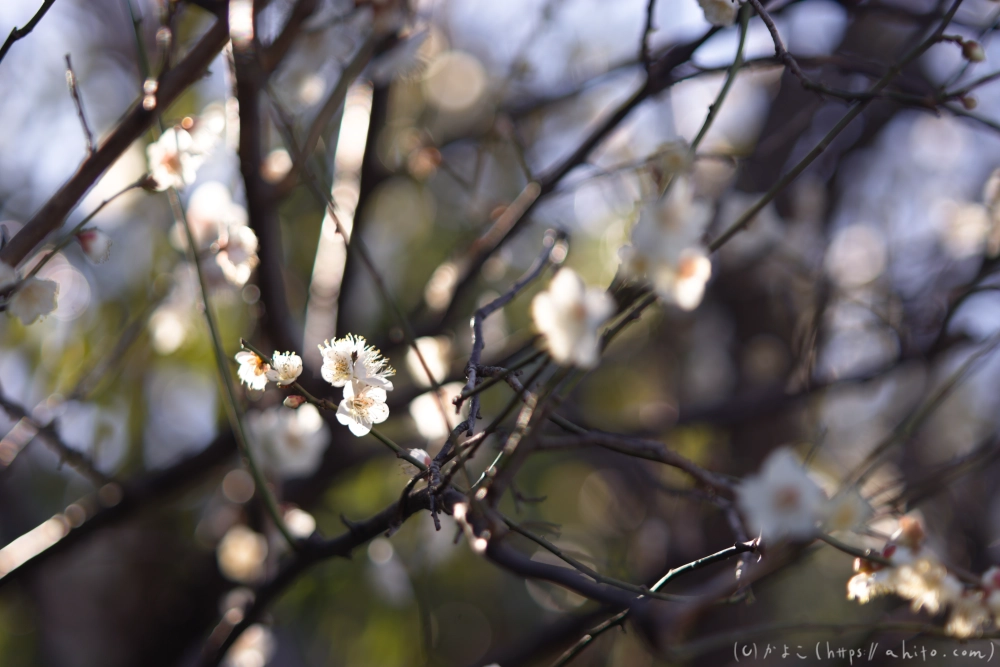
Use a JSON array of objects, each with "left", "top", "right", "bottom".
[
  {"left": 318, "top": 335, "right": 395, "bottom": 437},
  {"left": 846, "top": 516, "right": 1000, "bottom": 638},
  {"left": 235, "top": 335, "right": 396, "bottom": 439}
]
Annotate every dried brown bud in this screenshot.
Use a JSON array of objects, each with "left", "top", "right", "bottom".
[{"left": 962, "top": 40, "right": 986, "bottom": 63}]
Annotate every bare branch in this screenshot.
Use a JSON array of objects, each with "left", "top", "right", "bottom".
[
  {"left": 0, "top": 0, "right": 57, "bottom": 66},
  {"left": 64, "top": 54, "right": 96, "bottom": 156}
]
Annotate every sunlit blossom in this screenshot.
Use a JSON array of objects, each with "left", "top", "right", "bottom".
[
  {"left": 530, "top": 268, "right": 615, "bottom": 368},
  {"left": 146, "top": 127, "right": 203, "bottom": 191},
  {"left": 265, "top": 351, "right": 302, "bottom": 386},
  {"left": 319, "top": 334, "right": 395, "bottom": 390},
  {"left": 8, "top": 276, "right": 59, "bottom": 325},
  {"left": 216, "top": 525, "right": 268, "bottom": 584},
  {"left": 736, "top": 447, "right": 827, "bottom": 542},
  {"left": 336, "top": 380, "right": 390, "bottom": 437},
  {"left": 235, "top": 351, "right": 270, "bottom": 391},
  {"left": 215, "top": 223, "right": 259, "bottom": 286}
]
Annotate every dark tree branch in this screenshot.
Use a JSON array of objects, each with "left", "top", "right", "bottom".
[
  {"left": 0, "top": 0, "right": 57, "bottom": 66},
  {"left": 0, "top": 11, "right": 230, "bottom": 269}
]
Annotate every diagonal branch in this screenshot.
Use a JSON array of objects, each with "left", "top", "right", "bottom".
[
  {"left": 0, "top": 11, "right": 229, "bottom": 269},
  {"left": 0, "top": 0, "right": 57, "bottom": 66}
]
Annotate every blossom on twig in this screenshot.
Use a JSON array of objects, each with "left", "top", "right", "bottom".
[
  {"left": 146, "top": 127, "right": 203, "bottom": 191},
  {"left": 8, "top": 276, "right": 59, "bottom": 325},
  {"left": 265, "top": 351, "right": 303, "bottom": 386},
  {"left": 337, "top": 380, "right": 390, "bottom": 437},
  {"left": 736, "top": 447, "right": 827, "bottom": 542},
  {"left": 319, "top": 334, "right": 395, "bottom": 390},
  {"left": 235, "top": 350, "right": 270, "bottom": 391}
]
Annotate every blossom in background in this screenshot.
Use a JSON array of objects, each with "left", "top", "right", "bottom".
[
  {"left": 405, "top": 335, "right": 451, "bottom": 387},
  {"left": 319, "top": 334, "right": 395, "bottom": 390},
  {"left": 215, "top": 223, "right": 259, "bottom": 286},
  {"left": 337, "top": 380, "right": 390, "bottom": 437},
  {"left": 530, "top": 268, "right": 615, "bottom": 368},
  {"left": 222, "top": 623, "right": 275, "bottom": 667},
  {"left": 235, "top": 351, "right": 270, "bottom": 391},
  {"left": 823, "top": 489, "right": 872, "bottom": 532},
  {"left": 216, "top": 524, "right": 268, "bottom": 584},
  {"left": 736, "top": 447, "right": 827, "bottom": 542},
  {"left": 265, "top": 351, "right": 302, "bottom": 386},
  {"left": 146, "top": 127, "right": 203, "bottom": 191},
  {"left": 698, "top": 0, "right": 740, "bottom": 26},
  {"left": 8, "top": 276, "right": 59, "bottom": 325},
  {"left": 408, "top": 382, "right": 467, "bottom": 440},
  {"left": 247, "top": 403, "right": 330, "bottom": 477},
  {"left": 621, "top": 176, "right": 713, "bottom": 310},
  {"left": 646, "top": 140, "right": 692, "bottom": 191},
  {"left": 76, "top": 229, "right": 113, "bottom": 263}
]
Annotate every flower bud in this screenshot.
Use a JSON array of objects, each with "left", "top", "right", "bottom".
[
  {"left": 283, "top": 395, "right": 306, "bottom": 408},
  {"left": 962, "top": 40, "right": 986, "bottom": 63},
  {"left": 76, "top": 229, "right": 113, "bottom": 263}
]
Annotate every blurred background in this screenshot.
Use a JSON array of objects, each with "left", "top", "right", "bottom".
[{"left": 2, "top": 0, "right": 1000, "bottom": 665}]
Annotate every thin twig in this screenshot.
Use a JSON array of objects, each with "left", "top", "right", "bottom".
[
  {"left": 64, "top": 54, "right": 96, "bottom": 156},
  {"left": 0, "top": 0, "right": 57, "bottom": 66}
]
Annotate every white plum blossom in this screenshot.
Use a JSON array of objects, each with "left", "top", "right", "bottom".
[
  {"left": 235, "top": 351, "right": 270, "bottom": 391},
  {"left": 647, "top": 140, "right": 693, "bottom": 190},
  {"left": 530, "top": 268, "right": 615, "bottom": 369},
  {"left": 216, "top": 524, "right": 268, "bottom": 584},
  {"left": 408, "top": 382, "right": 467, "bottom": 441},
  {"left": 319, "top": 334, "right": 395, "bottom": 390},
  {"left": 698, "top": 0, "right": 740, "bottom": 26},
  {"left": 8, "top": 276, "right": 59, "bottom": 325},
  {"left": 265, "top": 351, "right": 302, "bottom": 386},
  {"left": 946, "top": 592, "right": 991, "bottom": 638},
  {"left": 215, "top": 223, "right": 259, "bottom": 286},
  {"left": 337, "top": 380, "right": 390, "bottom": 437},
  {"left": 736, "top": 447, "right": 827, "bottom": 542},
  {"left": 76, "top": 229, "right": 113, "bottom": 263},
  {"left": 147, "top": 127, "right": 203, "bottom": 191},
  {"left": 247, "top": 403, "right": 330, "bottom": 477},
  {"left": 621, "top": 176, "right": 714, "bottom": 310}
]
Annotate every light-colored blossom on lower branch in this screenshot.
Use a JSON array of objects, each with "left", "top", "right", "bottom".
[
  {"left": 736, "top": 447, "right": 827, "bottom": 542},
  {"left": 530, "top": 267, "right": 615, "bottom": 369},
  {"left": 9, "top": 276, "right": 59, "bottom": 325},
  {"left": 337, "top": 380, "right": 390, "bottom": 437},
  {"left": 698, "top": 0, "right": 740, "bottom": 26}
]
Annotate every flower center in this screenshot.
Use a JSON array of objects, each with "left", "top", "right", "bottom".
[{"left": 773, "top": 485, "right": 801, "bottom": 511}]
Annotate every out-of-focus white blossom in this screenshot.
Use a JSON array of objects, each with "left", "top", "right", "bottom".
[
  {"left": 247, "top": 403, "right": 330, "bottom": 477},
  {"left": 216, "top": 224, "right": 259, "bottom": 286},
  {"left": 823, "top": 489, "right": 872, "bottom": 532},
  {"left": 405, "top": 335, "right": 451, "bottom": 387},
  {"left": 698, "top": 0, "right": 740, "bottom": 26},
  {"left": 947, "top": 592, "right": 990, "bottom": 638},
  {"left": 217, "top": 525, "right": 268, "bottom": 583},
  {"left": 8, "top": 276, "right": 59, "bottom": 325},
  {"left": 319, "top": 334, "right": 395, "bottom": 390},
  {"left": 408, "top": 382, "right": 467, "bottom": 440},
  {"left": 76, "top": 229, "right": 113, "bottom": 263},
  {"left": 265, "top": 351, "right": 302, "bottom": 386},
  {"left": 530, "top": 268, "right": 615, "bottom": 369},
  {"left": 337, "top": 380, "right": 390, "bottom": 437},
  {"left": 235, "top": 351, "right": 270, "bottom": 391},
  {"left": 736, "top": 447, "right": 827, "bottom": 542},
  {"left": 283, "top": 508, "right": 317, "bottom": 539},
  {"left": 146, "top": 127, "right": 203, "bottom": 191},
  {"left": 621, "top": 177, "right": 713, "bottom": 310},
  {"left": 647, "top": 140, "right": 692, "bottom": 190},
  {"left": 222, "top": 623, "right": 275, "bottom": 667}
]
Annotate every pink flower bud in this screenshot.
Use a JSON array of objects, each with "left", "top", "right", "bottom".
[
  {"left": 76, "top": 229, "right": 112, "bottom": 263},
  {"left": 283, "top": 395, "right": 306, "bottom": 408},
  {"left": 408, "top": 448, "right": 432, "bottom": 468}
]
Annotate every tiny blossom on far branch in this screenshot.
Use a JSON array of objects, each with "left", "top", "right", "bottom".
[
  {"left": 531, "top": 267, "right": 615, "bottom": 369},
  {"left": 248, "top": 403, "right": 330, "bottom": 478}
]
